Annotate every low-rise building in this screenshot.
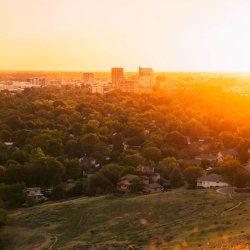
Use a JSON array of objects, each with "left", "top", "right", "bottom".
[
  {"left": 197, "top": 174, "right": 228, "bottom": 188},
  {"left": 26, "top": 187, "right": 47, "bottom": 202}
]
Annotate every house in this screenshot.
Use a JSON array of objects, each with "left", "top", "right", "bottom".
[
  {"left": 144, "top": 183, "right": 163, "bottom": 193},
  {"left": 26, "top": 187, "right": 47, "bottom": 202},
  {"left": 117, "top": 174, "right": 137, "bottom": 193},
  {"left": 117, "top": 174, "right": 160, "bottom": 193},
  {"left": 197, "top": 174, "right": 228, "bottom": 188}
]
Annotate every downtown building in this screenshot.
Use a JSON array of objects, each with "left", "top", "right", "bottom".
[
  {"left": 117, "top": 76, "right": 138, "bottom": 92},
  {"left": 138, "top": 67, "right": 154, "bottom": 88},
  {"left": 112, "top": 68, "right": 124, "bottom": 86}
]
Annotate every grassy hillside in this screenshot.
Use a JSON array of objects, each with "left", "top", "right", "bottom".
[{"left": 3, "top": 189, "right": 250, "bottom": 250}]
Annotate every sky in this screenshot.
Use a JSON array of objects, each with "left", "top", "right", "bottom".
[{"left": 1, "top": 0, "right": 250, "bottom": 72}]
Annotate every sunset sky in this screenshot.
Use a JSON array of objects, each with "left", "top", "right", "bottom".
[{"left": 1, "top": 0, "right": 250, "bottom": 72}]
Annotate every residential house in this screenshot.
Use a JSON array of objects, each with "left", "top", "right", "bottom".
[
  {"left": 117, "top": 174, "right": 161, "bottom": 193},
  {"left": 117, "top": 174, "right": 137, "bottom": 193},
  {"left": 197, "top": 174, "right": 228, "bottom": 188},
  {"left": 26, "top": 187, "right": 47, "bottom": 202}
]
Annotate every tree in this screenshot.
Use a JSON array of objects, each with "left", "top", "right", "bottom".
[
  {"left": 169, "top": 167, "right": 183, "bottom": 188},
  {"left": 237, "top": 140, "right": 250, "bottom": 163},
  {"left": 46, "top": 139, "right": 64, "bottom": 157},
  {"left": 143, "top": 146, "right": 162, "bottom": 163},
  {"left": 80, "top": 133, "right": 99, "bottom": 155},
  {"left": 112, "top": 133, "right": 124, "bottom": 152},
  {"left": 219, "top": 131, "right": 236, "bottom": 148},
  {"left": 64, "top": 159, "right": 82, "bottom": 180},
  {"left": 67, "top": 182, "right": 85, "bottom": 197},
  {"left": 131, "top": 177, "right": 144, "bottom": 192},
  {"left": 11, "top": 150, "right": 28, "bottom": 164},
  {"left": 30, "top": 157, "right": 65, "bottom": 187},
  {"left": 0, "top": 130, "right": 12, "bottom": 142},
  {"left": 98, "top": 164, "right": 124, "bottom": 186},
  {"left": 165, "top": 131, "right": 187, "bottom": 148},
  {"left": 0, "top": 183, "right": 26, "bottom": 207},
  {"left": 186, "top": 119, "right": 208, "bottom": 140},
  {"left": 6, "top": 115, "right": 25, "bottom": 130},
  {"left": 4, "top": 161, "right": 27, "bottom": 184},
  {"left": 122, "top": 154, "right": 145, "bottom": 167},
  {"left": 89, "top": 174, "right": 113, "bottom": 194},
  {"left": 218, "top": 157, "right": 250, "bottom": 187},
  {"left": 183, "top": 166, "right": 204, "bottom": 188}
]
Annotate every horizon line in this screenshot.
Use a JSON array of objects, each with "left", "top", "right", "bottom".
[{"left": 1, "top": 69, "right": 250, "bottom": 74}]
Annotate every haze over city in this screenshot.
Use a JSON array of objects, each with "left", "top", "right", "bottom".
[{"left": 1, "top": 0, "right": 250, "bottom": 72}]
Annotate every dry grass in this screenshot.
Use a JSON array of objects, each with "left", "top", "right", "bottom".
[{"left": 3, "top": 189, "right": 250, "bottom": 250}]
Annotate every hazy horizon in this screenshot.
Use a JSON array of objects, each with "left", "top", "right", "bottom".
[{"left": 1, "top": 0, "right": 250, "bottom": 72}]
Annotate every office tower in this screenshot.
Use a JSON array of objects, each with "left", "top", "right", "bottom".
[
  {"left": 112, "top": 68, "right": 124, "bottom": 86},
  {"left": 138, "top": 67, "right": 153, "bottom": 88}
]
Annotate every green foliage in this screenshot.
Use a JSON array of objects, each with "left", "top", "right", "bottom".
[
  {"left": 0, "top": 86, "right": 250, "bottom": 194},
  {"left": 143, "top": 146, "right": 162, "bottom": 162},
  {"left": 183, "top": 166, "right": 204, "bottom": 188},
  {"left": 122, "top": 153, "right": 145, "bottom": 167},
  {"left": 130, "top": 176, "right": 145, "bottom": 192},
  {"left": 0, "top": 183, "right": 26, "bottom": 207},
  {"left": 64, "top": 159, "right": 82, "bottom": 180},
  {"left": 217, "top": 157, "right": 250, "bottom": 187}
]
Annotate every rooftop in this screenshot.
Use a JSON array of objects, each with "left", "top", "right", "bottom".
[{"left": 198, "top": 174, "right": 226, "bottom": 183}]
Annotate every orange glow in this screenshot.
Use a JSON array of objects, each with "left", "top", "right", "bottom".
[
  {"left": 140, "top": 218, "right": 148, "bottom": 225},
  {"left": 1, "top": 0, "right": 250, "bottom": 71}
]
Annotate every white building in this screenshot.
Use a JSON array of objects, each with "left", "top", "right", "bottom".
[
  {"left": 26, "top": 187, "right": 47, "bottom": 202},
  {"left": 197, "top": 174, "right": 228, "bottom": 188}
]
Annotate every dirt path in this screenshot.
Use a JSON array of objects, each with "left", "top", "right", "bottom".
[
  {"left": 47, "top": 236, "right": 58, "bottom": 250},
  {"left": 216, "top": 187, "right": 243, "bottom": 214}
]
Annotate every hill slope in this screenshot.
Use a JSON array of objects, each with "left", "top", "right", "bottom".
[{"left": 3, "top": 190, "right": 250, "bottom": 250}]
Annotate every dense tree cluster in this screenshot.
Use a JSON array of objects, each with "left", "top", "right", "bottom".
[{"left": 0, "top": 85, "right": 250, "bottom": 203}]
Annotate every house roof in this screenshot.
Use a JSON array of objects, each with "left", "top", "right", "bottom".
[
  {"left": 148, "top": 183, "right": 163, "bottom": 189},
  {"left": 120, "top": 174, "right": 137, "bottom": 181},
  {"left": 198, "top": 174, "right": 226, "bottom": 183}
]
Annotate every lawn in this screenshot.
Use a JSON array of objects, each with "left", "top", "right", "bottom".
[{"left": 3, "top": 189, "right": 250, "bottom": 250}]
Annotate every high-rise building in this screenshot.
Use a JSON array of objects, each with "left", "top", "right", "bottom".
[
  {"left": 112, "top": 68, "right": 123, "bottom": 86},
  {"left": 138, "top": 67, "right": 153, "bottom": 88},
  {"left": 83, "top": 73, "right": 94, "bottom": 85},
  {"left": 117, "top": 76, "right": 138, "bottom": 92}
]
